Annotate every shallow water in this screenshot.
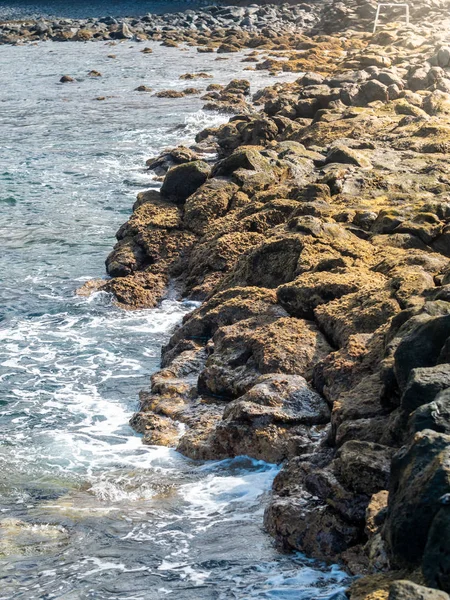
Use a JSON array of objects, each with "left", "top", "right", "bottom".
[{"left": 0, "top": 40, "right": 350, "bottom": 599}]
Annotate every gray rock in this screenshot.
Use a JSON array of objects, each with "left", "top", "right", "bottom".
[
  {"left": 394, "top": 314, "right": 450, "bottom": 390},
  {"left": 389, "top": 580, "right": 450, "bottom": 600},
  {"left": 424, "top": 494, "right": 450, "bottom": 593},
  {"left": 409, "top": 389, "right": 450, "bottom": 435},
  {"left": 437, "top": 47, "right": 450, "bottom": 69},
  {"left": 401, "top": 364, "right": 450, "bottom": 414},
  {"left": 384, "top": 430, "right": 450, "bottom": 568},
  {"left": 223, "top": 373, "right": 330, "bottom": 425},
  {"left": 360, "top": 79, "right": 389, "bottom": 103},
  {"left": 334, "top": 440, "right": 393, "bottom": 496}
]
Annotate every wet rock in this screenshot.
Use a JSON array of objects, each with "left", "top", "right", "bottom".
[
  {"left": 160, "top": 160, "right": 211, "bottom": 204},
  {"left": 223, "top": 373, "right": 330, "bottom": 425},
  {"left": 180, "top": 72, "right": 213, "bottom": 80},
  {"left": 135, "top": 85, "right": 152, "bottom": 92},
  {"left": 60, "top": 75, "right": 74, "bottom": 83},
  {"left": 265, "top": 458, "right": 361, "bottom": 560},
  {"left": 146, "top": 146, "right": 199, "bottom": 175},
  {"left": 155, "top": 89, "right": 185, "bottom": 98}
]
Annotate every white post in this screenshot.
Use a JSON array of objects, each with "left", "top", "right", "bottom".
[{"left": 373, "top": 4, "right": 381, "bottom": 33}]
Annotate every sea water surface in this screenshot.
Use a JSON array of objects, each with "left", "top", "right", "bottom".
[
  {"left": 0, "top": 1, "right": 207, "bottom": 20},
  {"left": 0, "top": 39, "right": 350, "bottom": 599}
]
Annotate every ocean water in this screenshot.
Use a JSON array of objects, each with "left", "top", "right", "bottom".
[
  {"left": 0, "top": 39, "right": 350, "bottom": 599},
  {"left": 0, "top": 1, "right": 206, "bottom": 20}
]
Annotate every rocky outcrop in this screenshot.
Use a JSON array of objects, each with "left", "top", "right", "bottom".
[{"left": 86, "top": 2, "right": 450, "bottom": 597}]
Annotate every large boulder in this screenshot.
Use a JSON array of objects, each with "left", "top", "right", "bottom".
[
  {"left": 222, "top": 373, "right": 330, "bottom": 425},
  {"left": 198, "top": 316, "right": 332, "bottom": 398},
  {"left": 160, "top": 160, "right": 211, "bottom": 204},
  {"left": 196, "top": 374, "right": 331, "bottom": 463},
  {"left": 334, "top": 441, "right": 393, "bottom": 496},
  {"left": 394, "top": 315, "right": 450, "bottom": 390},
  {"left": 384, "top": 430, "right": 450, "bottom": 568},
  {"left": 423, "top": 494, "right": 450, "bottom": 593}
]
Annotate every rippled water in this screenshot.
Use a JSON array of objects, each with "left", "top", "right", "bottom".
[
  {"left": 0, "top": 1, "right": 205, "bottom": 20},
  {"left": 0, "top": 40, "right": 350, "bottom": 599}
]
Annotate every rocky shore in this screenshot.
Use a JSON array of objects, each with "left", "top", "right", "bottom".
[{"left": 68, "top": 1, "right": 450, "bottom": 598}]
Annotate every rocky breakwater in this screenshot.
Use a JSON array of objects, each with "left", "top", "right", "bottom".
[{"left": 89, "top": 10, "right": 450, "bottom": 600}]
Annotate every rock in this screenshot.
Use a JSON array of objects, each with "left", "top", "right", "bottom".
[
  {"left": 277, "top": 269, "right": 370, "bottom": 319},
  {"left": 212, "top": 147, "right": 271, "bottom": 177},
  {"left": 389, "top": 580, "right": 450, "bottom": 600},
  {"left": 423, "top": 494, "right": 450, "bottom": 593},
  {"left": 160, "top": 161, "right": 211, "bottom": 204},
  {"left": 225, "top": 79, "right": 250, "bottom": 95},
  {"left": 335, "top": 441, "right": 393, "bottom": 496},
  {"left": 141, "top": 46, "right": 153, "bottom": 53},
  {"left": 401, "top": 364, "right": 450, "bottom": 414},
  {"left": 180, "top": 72, "right": 213, "bottom": 80},
  {"left": 102, "top": 272, "right": 167, "bottom": 309},
  {"left": 394, "top": 314, "right": 450, "bottom": 390},
  {"left": 115, "top": 22, "right": 133, "bottom": 39},
  {"left": 409, "top": 389, "right": 450, "bottom": 435},
  {"left": 200, "top": 373, "right": 330, "bottom": 463},
  {"left": 223, "top": 373, "right": 330, "bottom": 425},
  {"left": 60, "top": 75, "right": 74, "bottom": 83},
  {"left": 437, "top": 47, "right": 450, "bottom": 69},
  {"left": 384, "top": 430, "right": 450, "bottom": 568},
  {"left": 146, "top": 146, "right": 199, "bottom": 175},
  {"left": 314, "top": 287, "right": 399, "bottom": 348},
  {"left": 360, "top": 79, "right": 389, "bottom": 103},
  {"left": 88, "top": 70, "right": 101, "bottom": 77},
  {"left": 135, "top": 85, "right": 152, "bottom": 92},
  {"left": 221, "top": 235, "right": 304, "bottom": 290},
  {"left": 325, "top": 144, "right": 372, "bottom": 168},
  {"left": 423, "top": 91, "right": 450, "bottom": 116},
  {"left": 433, "top": 226, "right": 450, "bottom": 257},
  {"left": 183, "top": 87, "right": 201, "bottom": 95},
  {"left": 155, "top": 90, "right": 185, "bottom": 98},
  {"left": 198, "top": 316, "right": 332, "bottom": 398},
  {"left": 183, "top": 179, "right": 237, "bottom": 235},
  {"left": 265, "top": 466, "right": 361, "bottom": 560}
]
